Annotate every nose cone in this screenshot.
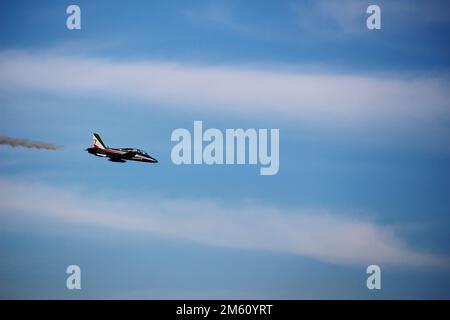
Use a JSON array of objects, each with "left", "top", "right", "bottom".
[{"left": 144, "top": 154, "right": 158, "bottom": 163}]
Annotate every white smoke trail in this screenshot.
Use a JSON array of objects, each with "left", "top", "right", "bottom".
[{"left": 0, "top": 136, "right": 62, "bottom": 150}]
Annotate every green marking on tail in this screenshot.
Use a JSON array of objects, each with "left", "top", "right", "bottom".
[{"left": 93, "top": 133, "right": 107, "bottom": 149}]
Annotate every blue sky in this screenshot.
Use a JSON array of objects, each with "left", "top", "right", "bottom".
[{"left": 1, "top": 0, "right": 450, "bottom": 299}]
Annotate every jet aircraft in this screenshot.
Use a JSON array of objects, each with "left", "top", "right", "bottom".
[{"left": 86, "top": 133, "right": 158, "bottom": 163}]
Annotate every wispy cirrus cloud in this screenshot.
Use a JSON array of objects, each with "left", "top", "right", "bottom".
[
  {"left": 0, "top": 179, "right": 448, "bottom": 268},
  {"left": 292, "top": 0, "right": 450, "bottom": 36},
  {"left": 181, "top": 3, "right": 276, "bottom": 40},
  {"left": 182, "top": 4, "right": 254, "bottom": 35},
  {"left": 292, "top": 0, "right": 367, "bottom": 36},
  {"left": 0, "top": 51, "right": 449, "bottom": 135}
]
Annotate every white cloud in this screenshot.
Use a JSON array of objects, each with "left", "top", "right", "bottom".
[
  {"left": 0, "top": 51, "right": 449, "bottom": 133},
  {"left": 0, "top": 179, "right": 448, "bottom": 268}
]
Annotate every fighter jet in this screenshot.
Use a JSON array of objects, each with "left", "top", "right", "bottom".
[{"left": 86, "top": 133, "right": 158, "bottom": 163}]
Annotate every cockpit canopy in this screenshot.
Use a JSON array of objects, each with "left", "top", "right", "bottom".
[{"left": 120, "top": 148, "right": 148, "bottom": 155}]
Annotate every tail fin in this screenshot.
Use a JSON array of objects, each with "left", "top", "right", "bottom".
[{"left": 93, "top": 133, "right": 107, "bottom": 149}]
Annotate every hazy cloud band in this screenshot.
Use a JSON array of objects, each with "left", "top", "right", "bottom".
[
  {"left": 0, "top": 51, "right": 449, "bottom": 132},
  {"left": 0, "top": 179, "right": 448, "bottom": 268}
]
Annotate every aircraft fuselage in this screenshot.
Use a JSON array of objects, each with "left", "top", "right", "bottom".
[{"left": 86, "top": 146, "right": 158, "bottom": 163}]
